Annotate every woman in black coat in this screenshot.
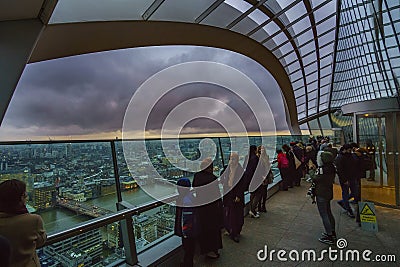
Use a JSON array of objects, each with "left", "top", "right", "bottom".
[
  {"left": 220, "top": 152, "right": 246, "bottom": 243},
  {"left": 192, "top": 158, "right": 223, "bottom": 259}
]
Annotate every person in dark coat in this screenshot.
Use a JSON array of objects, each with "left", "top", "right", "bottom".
[
  {"left": 335, "top": 144, "right": 355, "bottom": 218},
  {"left": 350, "top": 146, "right": 365, "bottom": 226},
  {"left": 174, "top": 178, "right": 197, "bottom": 267},
  {"left": 256, "top": 145, "right": 270, "bottom": 213},
  {"left": 243, "top": 145, "right": 262, "bottom": 218},
  {"left": 220, "top": 152, "right": 246, "bottom": 242},
  {"left": 192, "top": 158, "right": 223, "bottom": 259},
  {"left": 313, "top": 151, "right": 337, "bottom": 245},
  {"left": 282, "top": 144, "right": 295, "bottom": 188}
]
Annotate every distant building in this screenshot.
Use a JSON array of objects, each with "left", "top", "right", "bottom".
[
  {"left": 43, "top": 229, "right": 102, "bottom": 266},
  {"left": 33, "top": 181, "right": 55, "bottom": 210}
]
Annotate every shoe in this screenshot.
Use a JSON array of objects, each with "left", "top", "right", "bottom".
[
  {"left": 206, "top": 251, "right": 219, "bottom": 259},
  {"left": 367, "top": 178, "right": 375, "bottom": 181},
  {"left": 346, "top": 210, "right": 355, "bottom": 218},
  {"left": 321, "top": 232, "right": 337, "bottom": 241},
  {"left": 259, "top": 208, "right": 267, "bottom": 213},
  {"left": 249, "top": 211, "right": 260, "bottom": 218},
  {"left": 319, "top": 235, "right": 335, "bottom": 245},
  {"left": 349, "top": 200, "right": 357, "bottom": 204},
  {"left": 306, "top": 178, "right": 312, "bottom": 183}
]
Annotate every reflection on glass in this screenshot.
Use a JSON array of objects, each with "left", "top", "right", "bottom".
[
  {"left": 134, "top": 204, "right": 176, "bottom": 253},
  {"left": 38, "top": 221, "right": 125, "bottom": 266}
]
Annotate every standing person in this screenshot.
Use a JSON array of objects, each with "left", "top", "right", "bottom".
[
  {"left": 220, "top": 152, "right": 246, "bottom": 242},
  {"left": 313, "top": 152, "right": 337, "bottom": 245},
  {"left": 282, "top": 144, "right": 295, "bottom": 188},
  {"left": 174, "top": 178, "right": 197, "bottom": 267},
  {"left": 256, "top": 145, "right": 271, "bottom": 213},
  {"left": 192, "top": 158, "right": 223, "bottom": 259},
  {"left": 277, "top": 149, "right": 290, "bottom": 191},
  {"left": 351, "top": 146, "right": 365, "bottom": 226},
  {"left": 305, "top": 145, "right": 317, "bottom": 182},
  {"left": 244, "top": 145, "right": 261, "bottom": 218},
  {"left": 0, "top": 179, "right": 47, "bottom": 267},
  {"left": 335, "top": 144, "right": 355, "bottom": 218}
]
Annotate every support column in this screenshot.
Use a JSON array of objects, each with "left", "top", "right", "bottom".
[{"left": 0, "top": 19, "right": 44, "bottom": 125}]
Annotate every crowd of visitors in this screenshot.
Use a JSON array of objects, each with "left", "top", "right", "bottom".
[
  {"left": 275, "top": 136, "right": 375, "bottom": 245},
  {"left": 174, "top": 144, "right": 274, "bottom": 266},
  {"left": 0, "top": 136, "right": 376, "bottom": 267}
]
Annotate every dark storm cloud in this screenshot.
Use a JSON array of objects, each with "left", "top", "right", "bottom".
[{"left": 1, "top": 46, "right": 289, "bottom": 140}]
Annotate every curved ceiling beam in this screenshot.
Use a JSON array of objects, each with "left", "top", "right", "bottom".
[{"left": 29, "top": 20, "right": 301, "bottom": 133}]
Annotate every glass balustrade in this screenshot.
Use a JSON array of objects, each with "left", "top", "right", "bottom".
[{"left": 0, "top": 135, "right": 303, "bottom": 266}]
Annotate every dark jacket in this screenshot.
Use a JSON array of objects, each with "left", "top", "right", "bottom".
[
  {"left": 243, "top": 154, "right": 259, "bottom": 192},
  {"left": 350, "top": 151, "right": 365, "bottom": 180},
  {"left": 221, "top": 164, "right": 246, "bottom": 207},
  {"left": 192, "top": 170, "right": 223, "bottom": 253},
  {"left": 313, "top": 152, "right": 335, "bottom": 200},
  {"left": 335, "top": 151, "right": 353, "bottom": 184}
]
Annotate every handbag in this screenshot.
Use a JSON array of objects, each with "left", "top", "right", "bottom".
[{"left": 294, "top": 154, "right": 301, "bottom": 169}]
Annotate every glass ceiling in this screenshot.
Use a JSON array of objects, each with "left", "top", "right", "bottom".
[{"left": 48, "top": 0, "right": 338, "bottom": 122}]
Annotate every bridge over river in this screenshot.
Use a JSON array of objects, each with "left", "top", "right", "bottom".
[{"left": 57, "top": 199, "right": 113, "bottom": 218}]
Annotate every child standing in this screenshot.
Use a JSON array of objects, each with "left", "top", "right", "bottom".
[{"left": 174, "top": 178, "right": 198, "bottom": 267}]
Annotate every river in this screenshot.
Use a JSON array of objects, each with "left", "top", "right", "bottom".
[{"left": 38, "top": 183, "right": 177, "bottom": 234}]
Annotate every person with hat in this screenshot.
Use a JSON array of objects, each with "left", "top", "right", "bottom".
[
  {"left": 312, "top": 151, "right": 337, "bottom": 245},
  {"left": 174, "top": 178, "right": 198, "bottom": 267}
]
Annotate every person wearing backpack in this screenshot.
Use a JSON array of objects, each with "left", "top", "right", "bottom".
[
  {"left": 313, "top": 151, "right": 337, "bottom": 245},
  {"left": 277, "top": 149, "right": 290, "bottom": 191}
]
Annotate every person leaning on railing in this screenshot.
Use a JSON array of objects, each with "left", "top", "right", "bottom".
[{"left": 0, "top": 179, "right": 47, "bottom": 267}]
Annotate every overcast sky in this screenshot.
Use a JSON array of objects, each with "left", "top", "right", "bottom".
[{"left": 0, "top": 46, "right": 289, "bottom": 141}]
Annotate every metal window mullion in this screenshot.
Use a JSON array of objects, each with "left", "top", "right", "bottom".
[
  {"left": 142, "top": 0, "right": 165, "bottom": 20},
  {"left": 270, "top": 12, "right": 336, "bottom": 52},
  {"left": 346, "top": 1, "right": 377, "bottom": 99},
  {"left": 228, "top": 0, "right": 269, "bottom": 29},
  {"left": 246, "top": 0, "right": 304, "bottom": 36},
  {"left": 369, "top": 0, "right": 400, "bottom": 97},
  {"left": 195, "top": 0, "right": 225, "bottom": 23},
  {"left": 358, "top": 0, "right": 392, "bottom": 97}
]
